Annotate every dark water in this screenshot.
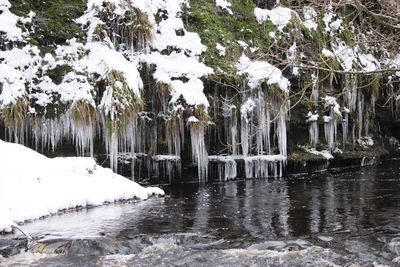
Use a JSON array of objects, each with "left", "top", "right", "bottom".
[{"left": 1, "top": 161, "right": 400, "bottom": 266}]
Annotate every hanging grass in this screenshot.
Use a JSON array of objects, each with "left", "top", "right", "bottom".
[
  {"left": 101, "top": 70, "right": 144, "bottom": 135},
  {"left": 123, "top": 5, "right": 153, "bottom": 46},
  {"left": 157, "top": 82, "right": 170, "bottom": 96},
  {"left": 94, "top": 1, "right": 153, "bottom": 49},
  {"left": 92, "top": 23, "right": 108, "bottom": 42},
  {"left": 189, "top": 105, "right": 210, "bottom": 128},
  {"left": 71, "top": 99, "right": 97, "bottom": 127},
  {"left": 1, "top": 96, "right": 28, "bottom": 129},
  {"left": 368, "top": 73, "right": 381, "bottom": 99}
]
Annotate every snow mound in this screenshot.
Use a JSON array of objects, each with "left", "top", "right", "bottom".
[{"left": 0, "top": 140, "right": 164, "bottom": 232}]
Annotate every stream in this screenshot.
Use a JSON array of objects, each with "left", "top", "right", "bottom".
[{"left": 1, "top": 160, "right": 400, "bottom": 266}]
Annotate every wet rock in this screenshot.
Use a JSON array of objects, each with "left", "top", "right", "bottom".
[
  {"left": 67, "top": 239, "right": 106, "bottom": 256},
  {"left": 388, "top": 237, "right": 400, "bottom": 255},
  {"left": 33, "top": 240, "right": 71, "bottom": 254},
  {"left": 0, "top": 238, "right": 29, "bottom": 258}
]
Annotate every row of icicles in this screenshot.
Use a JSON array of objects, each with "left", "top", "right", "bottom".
[{"left": 307, "top": 74, "right": 376, "bottom": 151}]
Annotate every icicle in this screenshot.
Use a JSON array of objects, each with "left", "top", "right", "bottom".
[
  {"left": 152, "top": 155, "right": 181, "bottom": 183},
  {"left": 323, "top": 115, "right": 336, "bottom": 152},
  {"left": 222, "top": 100, "right": 239, "bottom": 155},
  {"left": 357, "top": 91, "right": 364, "bottom": 139},
  {"left": 277, "top": 109, "right": 287, "bottom": 157},
  {"left": 244, "top": 155, "right": 285, "bottom": 179},
  {"left": 208, "top": 156, "right": 237, "bottom": 181},
  {"left": 307, "top": 112, "right": 319, "bottom": 147},
  {"left": 189, "top": 117, "right": 209, "bottom": 183},
  {"left": 255, "top": 91, "right": 271, "bottom": 155},
  {"left": 311, "top": 72, "right": 319, "bottom": 104},
  {"left": 240, "top": 98, "right": 255, "bottom": 157},
  {"left": 342, "top": 109, "right": 349, "bottom": 148}
]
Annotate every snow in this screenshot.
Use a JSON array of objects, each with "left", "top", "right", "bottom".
[
  {"left": 29, "top": 72, "right": 94, "bottom": 109},
  {"left": 358, "top": 136, "right": 374, "bottom": 148},
  {"left": 215, "top": 0, "right": 233, "bottom": 15},
  {"left": 0, "top": 64, "right": 26, "bottom": 107},
  {"left": 140, "top": 51, "right": 212, "bottom": 85},
  {"left": 331, "top": 41, "right": 380, "bottom": 72},
  {"left": 0, "top": 139, "right": 164, "bottom": 232},
  {"left": 153, "top": 17, "right": 206, "bottom": 56},
  {"left": 303, "top": 146, "right": 334, "bottom": 160},
  {"left": 240, "top": 98, "right": 256, "bottom": 118},
  {"left": 0, "top": 45, "right": 42, "bottom": 106},
  {"left": 0, "top": 0, "right": 23, "bottom": 41},
  {"left": 322, "top": 96, "right": 342, "bottom": 117},
  {"left": 237, "top": 40, "right": 249, "bottom": 49},
  {"left": 306, "top": 111, "right": 319, "bottom": 122},
  {"left": 170, "top": 79, "right": 210, "bottom": 108},
  {"left": 322, "top": 48, "right": 335, "bottom": 58},
  {"left": 216, "top": 43, "right": 226, "bottom": 56},
  {"left": 188, "top": 116, "right": 199, "bottom": 123},
  {"left": 152, "top": 155, "right": 181, "bottom": 161},
  {"left": 236, "top": 54, "right": 290, "bottom": 93},
  {"left": 254, "top": 7, "right": 293, "bottom": 32},
  {"left": 287, "top": 43, "right": 299, "bottom": 76},
  {"left": 303, "top": 7, "right": 318, "bottom": 31},
  {"left": 323, "top": 11, "right": 342, "bottom": 34},
  {"left": 135, "top": 0, "right": 212, "bottom": 110},
  {"left": 83, "top": 42, "right": 143, "bottom": 97}
]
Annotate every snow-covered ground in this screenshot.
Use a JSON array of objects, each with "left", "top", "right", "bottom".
[{"left": 0, "top": 140, "right": 164, "bottom": 232}]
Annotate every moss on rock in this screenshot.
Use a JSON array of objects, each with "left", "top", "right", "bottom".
[{"left": 10, "top": 0, "right": 86, "bottom": 53}]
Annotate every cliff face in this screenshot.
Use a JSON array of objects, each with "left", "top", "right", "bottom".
[{"left": 1, "top": 0, "right": 399, "bottom": 183}]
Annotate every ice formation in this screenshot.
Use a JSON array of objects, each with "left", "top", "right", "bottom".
[
  {"left": 322, "top": 96, "right": 342, "bottom": 151},
  {"left": 0, "top": 0, "right": 397, "bottom": 183},
  {"left": 209, "top": 156, "right": 237, "bottom": 181},
  {"left": 189, "top": 119, "right": 209, "bottom": 183},
  {"left": 307, "top": 112, "right": 319, "bottom": 147},
  {"left": 0, "top": 0, "right": 215, "bottom": 182}
]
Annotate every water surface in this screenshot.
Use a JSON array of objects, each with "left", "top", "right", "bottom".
[{"left": 1, "top": 161, "right": 400, "bottom": 266}]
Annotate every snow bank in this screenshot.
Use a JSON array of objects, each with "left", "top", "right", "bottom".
[{"left": 0, "top": 140, "right": 164, "bottom": 232}]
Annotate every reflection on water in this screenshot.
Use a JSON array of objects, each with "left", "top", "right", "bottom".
[{"left": 1, "top": 161, "right": 400, "bottom": 266}]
